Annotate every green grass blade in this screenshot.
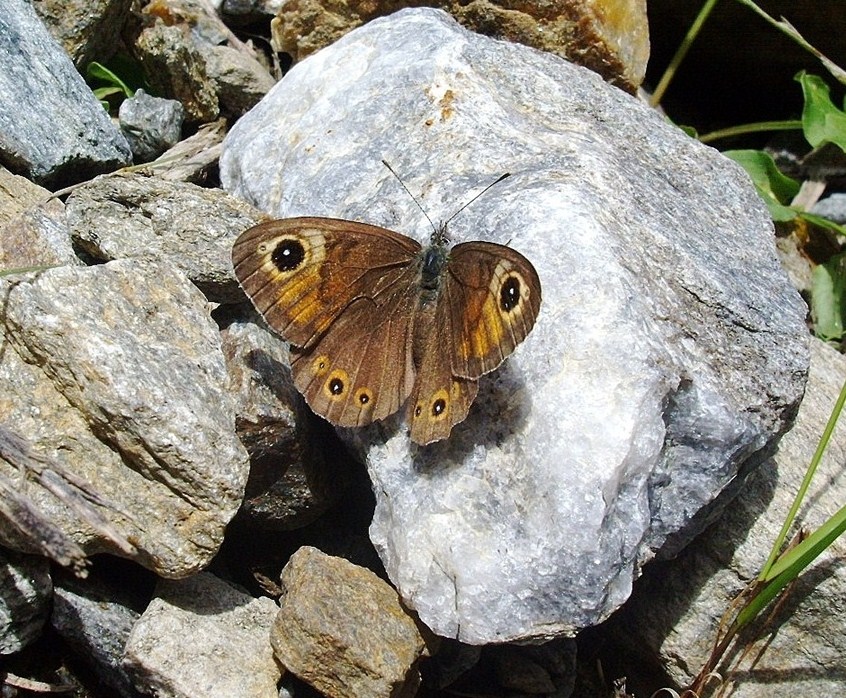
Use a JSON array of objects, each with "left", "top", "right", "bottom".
[
  {"left": 759, "top": 376, "right": 846, "bottom": 579},
  {"left": 765, "top": 503, "right": 846, "bottom": 582},
  {"left": 733, "top": 504, "right": 846, "bottom": 634},
  {"left": 698, "top": 119, "right": 801, "bottom": 144}
]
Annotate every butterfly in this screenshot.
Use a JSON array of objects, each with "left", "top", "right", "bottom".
[{"left": 231, "top": 178, "right": 541, "bottom": 445}]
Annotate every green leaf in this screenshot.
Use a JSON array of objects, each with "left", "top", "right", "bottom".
[
  {"left": 724, "top": 149, "right": 800, "bottom": 221},
  {"left": 92, "top": 85, "right": 125, "bottom": 100},
  {"left": 811, "top": 252, "right": 846, "bottom": 341},
  {"left": 797, "top": 71, "right": 846, "bottom": 150},
  {"left": 86, "top": 61, "right": 134, "bottom": 98}
]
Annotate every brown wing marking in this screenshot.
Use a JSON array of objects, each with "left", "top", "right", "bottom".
[{"left": 406, "top": 302, "right": 479, "bottom": 445}]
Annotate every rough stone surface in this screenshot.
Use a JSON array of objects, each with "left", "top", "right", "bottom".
[
  {"left": 0, "top": 550, "right": 51, "bottom": 654},
  {"left": 611, "top": 337, "right": 846, "bottom": 697},
  {"left": 220, "top": 8, "right": 809, "bottom": 644},
  {"left": 271, "top": 546, "right": 427, "bottom": 698},
  {"left": 0, "top": 0, "right": 131, "bottom": 187},
  {"left": 0, "top": 165, "right": 79, "bottom": 269},
  {"left": 218, "top": 306, "right": 348, "bottom": 529},
  {"left": 123, "top": 573, "right": 281, "bottom": 698},
  {"left": 203, "top": 43, "right": 276, "bottom": 118},
  {"left": 65, "top": 173, "right": 266, "bottom": 302},
  {"left": 134, "top": 21, "right": 219, "bottom": 124},
  {"left": 51, "top": 574, "right": 144, "bottom": 698},
  {"left": 0, "top": 259, "right": 248, "bottom": 577},
  {"left": 119, "top": 89, "right": 185, "bottom": 163},
  {"left": 271, "top": 0, "right": 649, "bottom": 92},
  {"left": 32, "top": 0, "right": 133, "bottom": 69}
]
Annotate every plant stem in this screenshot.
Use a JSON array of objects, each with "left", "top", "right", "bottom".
[
  {"left": 699, "top": 120, "right": 802, "bottom": 144},
  {"left": 650, "top": 0, "right": 722, "bottom": 108}
]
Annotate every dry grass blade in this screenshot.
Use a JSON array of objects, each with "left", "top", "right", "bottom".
[
  {"left": 1, "top": 671, "right": 76, "bottom": 693},
  {"left": 734, "top": 0, "right": 846, "bottom": 85},
  {"left": 143, "top": 118, "right": 226, "bottom": 182}
]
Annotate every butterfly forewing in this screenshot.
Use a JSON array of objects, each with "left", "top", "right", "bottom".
[
  {"left": 443, "top": 241, "right": 542, "bottom": 378},
  {"left": 232, "top": 218, "right": 422, "bottom": 349}
]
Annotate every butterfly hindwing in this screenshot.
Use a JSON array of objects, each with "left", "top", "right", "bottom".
[
  {"left": 407, "top": 304, "right": 480, "bottom": 445},
  {"left": 290, "top": 276, "right": 419, "bottom": 427},
  {"left": 407, "top": 240, "right": 540, "bottom": 444}
]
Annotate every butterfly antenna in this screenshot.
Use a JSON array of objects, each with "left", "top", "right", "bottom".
[
  {"left": 444, "top": 172, "right": 510, "bottom": 226},
  {"left": 382, "top": 159, "right": 438, "bottom": 236}
]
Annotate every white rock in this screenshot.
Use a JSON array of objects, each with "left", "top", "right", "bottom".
[
  {"left": 612, "top": 338, "right": 846, "bottom": 696},
  {"left": 220, "top": 8, "right": 809, "bottom": 643}
]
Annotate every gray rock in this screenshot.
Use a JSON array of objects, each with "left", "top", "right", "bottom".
[
  {"left": 32, "top": 0, "right": 132, "bottom": 70},
  {"left": 219, "top": 306, "right": 347, "bottom": 529},
  {"left": 65, "top": 172, "right": 265, "bottom": 302},
  {"left": 811, "top": 192, "right": 846, "bottom": 224},
  {"left": 219, "top": 8, "right": 808, "bottom": 643},
  {"left": 0, "top": 0, "right": 131, "bottom": 187},
  {"left": 0, "top": 550, "right": 51, "bottom": 654},
  {"left": 0, "top": 165, "right": 78, "bottom": 269},
  {"left": 203, "top": 43, "right": 277, "bottom": 119},
  {"left": 51, "top": 575, "right": 144, "bottom": 698},
  {"left": 222, "top": 0, "right": 283, "bottom": 18},
  {"left": 270, "top": 546, "right": 427, "bottom": 698},
  {"left": 0, "top": 259, "right": 248, "bottom": 577},
  {"left": 119, "top": 89, "right": 185, "bottom": 163},
  {"left": 122, "top": 572, "right": 281, "bottom": 698},
  {"left": 491, "top": 642, "right": 576, "bottom": 697},
  {"left": 610, "top": 337, "right": 846, "bottom": 697}
]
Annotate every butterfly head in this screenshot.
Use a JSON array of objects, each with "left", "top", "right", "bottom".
[{"left": 429, "top": 220, "right": 451, "bottom": 248}]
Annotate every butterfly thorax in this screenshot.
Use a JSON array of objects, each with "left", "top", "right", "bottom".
[
  {"left": 420, "top": 245, "right": 448, "bottom": 293},
  {"left": 420, "top": 223, "right": 451, "bottom": 294}
]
